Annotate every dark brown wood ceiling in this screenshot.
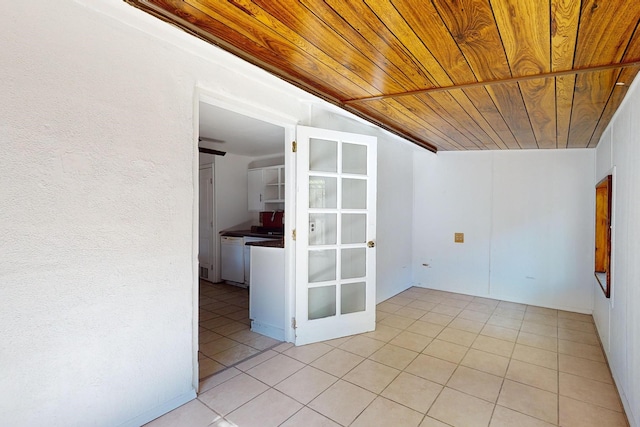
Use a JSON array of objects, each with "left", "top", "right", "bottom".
[{"left": 126, "top": 0, "right": 640, "bottom": 152}]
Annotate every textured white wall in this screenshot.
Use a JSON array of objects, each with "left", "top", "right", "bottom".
[
  {"left": 594, "top": 77, "right": 640, "bottom": 427},
  {"left": 0, "top": 1, "right": 418, "bottom": 425},
  {"left": 412, "top": 149, "right": 595, "bottom": 312}
]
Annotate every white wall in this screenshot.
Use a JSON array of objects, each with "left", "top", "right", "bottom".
[
  {"left": 593, "top": 77, "right": 640, "bottom": 427},
  {"left": 412, "top": 149, "right": 595, "bottom": 312},
  {"left": 0, "top": 1, "right": 417, "bottom": 425}
]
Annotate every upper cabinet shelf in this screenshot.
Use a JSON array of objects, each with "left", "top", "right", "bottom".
[{"left": 248, "top": 165, "right": 285, "bottom": 211}]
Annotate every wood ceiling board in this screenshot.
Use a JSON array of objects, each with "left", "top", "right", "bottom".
[
  {"left": 492, "top": 0, "right": 555, "bottom": 148},
  {"left": 432, "top": 0, "right": 512, "bottom": 81},
  {"left": 317, "top": 0, "right": 437, "bottom": 91},
  {"left": 485, "top": 82, "right": 539, "bottom": 148},
  {"left": 389, "top": 0, "right": 481, "bottom": 84},
  {"left": 568, "top": 69, "right": 622, "bottom": 148},
  {"left": 363, "top": 0, "right": 459, "bottom": 88},
  {"left": 446, "top": 89, "right": 511, "bottom": 149},
  {"left": 574, "top": 0, "right": 640, "bottom": 67},
  {"left": 520, "top": 78, "right": 558, "bottom": 149},
  {"left": 422, "top": 91, "right": 500, "bottom": 150},
  {"left": 588, "top": 25, "right": 640, "bottom": 147},
  {"left": 186, "top": 0, "right": 383, "bottom": 98},
  {"left": 249, "top": 0, "right": 418, "bottom": 94},
  {"left": 410, "top": 95, "right": 487, "bottom": 149},
  {"left": 492, "top": 0, "right": 551, "bottom": 75},
  {"left": 556, "top": 74, "right": 576, "bottom": 148},
  {"left": 356, "top": 99, "right": 468, "bottom": 150},
  {"left": 461, "top": 86, "right": 521, "bottom": 149},
  {"left": 551, "top": 0, "right": 580, "bottom": 72}
]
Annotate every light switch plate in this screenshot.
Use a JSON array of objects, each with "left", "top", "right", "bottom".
[{"left": 454, "top": 232, "right": 464, "bottom": 243}]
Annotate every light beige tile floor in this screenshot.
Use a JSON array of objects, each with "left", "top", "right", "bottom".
[
  {"left": 148, "top": 285, "right": 629, "bottom": 427},
  {"left": 197, "top": 281, "right": 282, "bottom": 380}
]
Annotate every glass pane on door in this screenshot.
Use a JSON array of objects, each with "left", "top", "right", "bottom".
[
  {"left": 309, "top": 213, "right": 337, "bottom": 246},
  {"left": 310, "top": 138, "right": 337, "bottom": 172},
  {"left": 342, "top": 178, "right": 367, "bottom": 209},
  {"left": 341, "top": 282, "right": 366, "bottom": 314},
  {"left": 308, "top": 249, "right": 336, "bottom": 283},
  {"left": 310, "top": 176, "right": 337, "bottom": 208},
  {"left": 342, "top": 143, "right": 367, "bottom": 175},
  {"left": 309, "top": 286, "right": 336, "bottom": 320},
  {"left": 341, "top": 248, "right": 366, "bottom": 279},
  {"left": 342, "top": 214, "right": 366, "bottom": 244}
]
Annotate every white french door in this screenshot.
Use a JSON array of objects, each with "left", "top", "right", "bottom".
[{"left": 294, "top": 125, "right": 377, "bottom": 345}]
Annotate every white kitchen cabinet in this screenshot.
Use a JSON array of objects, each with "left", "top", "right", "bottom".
[
  {"left": 247, "top": 165, "right": 284, "bottom": 211},
  {"left": 247, "top": 168, "right": 264, "bottom": 212},
  {"left": 249, "top": 245, "right": 285, "bottom": 341}
]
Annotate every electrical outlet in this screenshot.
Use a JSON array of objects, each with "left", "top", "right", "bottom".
[
  {"left": 309, "top": 222, "right": 316, "bottom": 232},
  {"left": 454, "top": 232, "right": 464, "bottom": 243}
]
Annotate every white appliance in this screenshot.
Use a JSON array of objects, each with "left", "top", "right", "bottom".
[{"left": 220, "top": 236, "right": 244, "bottom": 284}]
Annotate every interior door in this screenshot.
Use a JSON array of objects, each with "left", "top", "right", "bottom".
[
  {"left": 294, "top": 125, "right": 377, "bottom": 345},
  {"left": 198, "top": 166, "right": 214, "bottom": 280}
]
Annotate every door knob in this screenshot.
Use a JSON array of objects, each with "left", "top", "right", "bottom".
[{"left": 367, "top": 241, "right": 375, "bottom": 248}]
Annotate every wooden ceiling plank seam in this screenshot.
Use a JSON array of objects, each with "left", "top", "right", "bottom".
[
  {"left": 342, "top": 102, "right": 440, "bottom": 151},
  {"left": 362, "top": 0, "right": 501, "bottom": 149},
  {"left": 567, "top": 68, "right": 622, "bottom": 147},
  {"left": 518, "top": 78, "right": 558, "bottom": 149},
  {"left": 556, "top": 74, "right": 576, "bottom": 148},
  {"left": 202, "top": 0, "right": 393, "bottom": 97},
  {"left": 431, "top": 0, "right": 513, "bottom": 82},
  {"left": 181, "top": 0, "right": 382, "bottom": 100},
  {"left": 347, "top": 98, "right": 451, "bottom": 149},
  {"left": 489, "top": 0, "right": 554, "bottom": 148},
  {"left": 321, "top": 0, "right": 438, "bottom": 92},
  {"left": 551, "top": 0, "right": 581, "bottom": 149},
  {"left": 425, "top": 90, "right": 503, "bottom": 149},
  {"left": 390, "top": 0, "right": 481, "bottom": 85},
  {"left": 551, "top": 0, "right": 581, "bottom": 72},
  {"left": 588, "top": 67, "right": 640, "bottom": 147},
  {"left": 463, "top": 86, "right": 522, "bottom": 149},
  {"left": 399, "top": 96, "right": 482, "bottom": 149},
  {"left": 364, "top": 0, "right": 459, "bottom": 88},
  {"left": 574, "top": 0, "right": 640, "bottom": 67},
  {"left": 125, "top": 0, "right": 363, "bottom": 103},
  {"left": 448, "top": 90, "right": 510, "bottom": 149},
  {"left": 484, "top": 82, "right": 538, "bottom": 149},
  {"left": 588, "top": 21, "right": 640, "bottom": 146},
  {"left": 383, "top": 98, "right": 470, "bottom": 150},
  {"left": 294, "top": 0, "right": 427, "bottom": 94}
]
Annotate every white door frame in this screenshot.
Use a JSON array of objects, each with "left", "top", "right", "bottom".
[{"left": 192, "top": 89, "right": 298, "bottom": 390}]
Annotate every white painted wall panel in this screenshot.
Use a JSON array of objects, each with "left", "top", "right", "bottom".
[
  {"left": 595, "top": 76, "right": 640, "bottom": 427},
  {"left": 412, "top": 149, "right": 595, "bottom": 312},
  {"left": 412, "top": 151, "right": 493, "bottom": 296},
  {"left": 490, "top": 150, "right": 595, "bottom": 311}
]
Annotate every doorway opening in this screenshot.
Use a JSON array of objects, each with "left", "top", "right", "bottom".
[{"left": 196, "top": 99, "right": 290, "bottom": 382}]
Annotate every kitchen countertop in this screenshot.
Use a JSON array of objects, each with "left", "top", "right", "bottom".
[
  {"left": 245, "top": 239, "right": 284, "bottom": 248},
  {"left": 221, "top": 229, "right": 284, "bottom": 247},
  {"left": 221, "top": 229, "right": 284, "bottom": 239}
]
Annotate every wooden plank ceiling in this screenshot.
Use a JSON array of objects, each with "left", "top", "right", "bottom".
[{"left": 126, "top": 0, "right": 640, "bottom": 152}]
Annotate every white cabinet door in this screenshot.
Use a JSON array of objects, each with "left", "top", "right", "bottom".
[
  {"left": 294, "top": 125, "right": 377, "bottom": 345},
  {"left": 247, "top": 169, "right": 264, "bottom": 212},
  {"left": 249, "top": 246, "right": 285, "bottom": 341}
]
